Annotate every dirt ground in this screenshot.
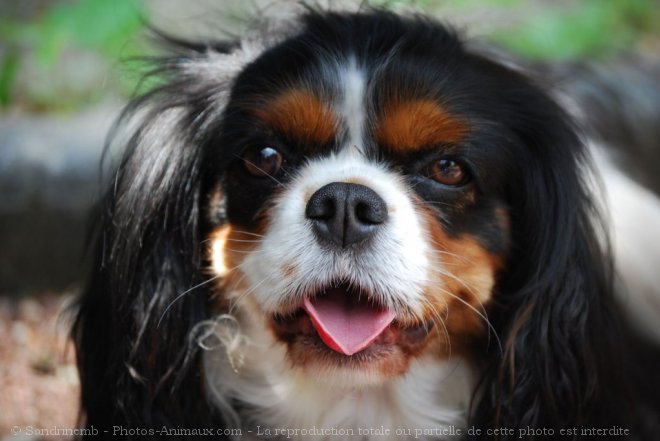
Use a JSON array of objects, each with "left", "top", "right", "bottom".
[{"left": 0, "top": 293, "right": 79, "bottom": 441}]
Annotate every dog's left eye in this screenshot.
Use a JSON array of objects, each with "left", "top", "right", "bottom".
[
  {"left": 425, "top": 158, "right": 470, "bottom": 186},
  {"left": 242, "top": 147, "right": 284, "bottom": 178}
]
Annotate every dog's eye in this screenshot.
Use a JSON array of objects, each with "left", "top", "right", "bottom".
[
  {"left": 426, "top": 158, "right": 469, "bottom": 186},
  {"left": 242, "top": 147, "right": 283, "bottom": 178}
]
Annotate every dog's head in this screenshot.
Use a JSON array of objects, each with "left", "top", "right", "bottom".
[
  {"left": 75, "top": 6, "right": 621, "bottom": 433},
  {"left": 209, "top": 11, "right": 513, "bottom": 386}
]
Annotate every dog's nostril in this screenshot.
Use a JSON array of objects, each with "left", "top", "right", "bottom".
[
  {"left": 355, "top": 200, "right": 387, "bottom": 225},
  {"left": 306, "top": 193, "right": 336, "bottom": 220},
  {"left": 319, "top": 198, "right": 336, "bottom": 220},
  {"left": 305, "top": 182, "right": 388, "bottom": 247},
  {"left": 355, "top": 202, "right": 370, "bottom": 223}
]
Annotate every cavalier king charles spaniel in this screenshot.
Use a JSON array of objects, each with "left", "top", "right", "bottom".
[{"left": 73, "top": 4, "right": 660, "bottom": 440}]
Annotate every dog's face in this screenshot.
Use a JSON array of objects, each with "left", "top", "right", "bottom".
[{"left": 204, "top": 12, "right": 518, "bottom": 386}]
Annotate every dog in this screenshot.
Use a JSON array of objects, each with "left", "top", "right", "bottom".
[{"left": 73, "top": 4, "right": 660, "bottom": 440}]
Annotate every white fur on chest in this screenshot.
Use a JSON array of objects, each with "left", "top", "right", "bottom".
[{"left": 200, "top": 314, "right": 474, "bottom": 441}]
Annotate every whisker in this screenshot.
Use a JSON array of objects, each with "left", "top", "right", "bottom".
[
  {"left": 230, "top": 230, "right": 265, "bottom": 238},
  {"left": 228, "top": 270, "right": 279, "bottom": 315},
  {"left": 426, "top": 267, "right": 490, "bottom": 333},
  {"left": 223, "top": 247, "right": 257, "bottom": 254},
  {"left": 226, "top": 238, "right": 264, "bottom": 244},
  {"left": 427, "top": 255, "right": 485, "bottom": 306},
  {"left": 234, "top": 154, "right": 283, "bottom": 186},
  {"left": 425, "top": 252, "right": 500, "bottom": 351},
  {"left": 157, "top": 274, "right": 223, "bottom": 328},
  {"left": 419, "top": 297, "right": 452, "bottom": 358},
  {"left": 435, "top": 284, "right": 502, "bottom": 354},
  {"left": 412, "top": 199, "right": 457, "bottom": 209},
  {"left": 429, "top": 241, "right": 474, "bottom": 264}
]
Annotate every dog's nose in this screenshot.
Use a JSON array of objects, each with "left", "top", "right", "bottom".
[{"left": 305, "top": 182, "right": 388, "bottom": 247}]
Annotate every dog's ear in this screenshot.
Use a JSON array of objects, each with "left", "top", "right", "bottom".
[
  {"left": 469, "top": 72, "right": 626, "bottom": 433},
  {"left": 72, "top": 36, "right": 246, "bottom": 431}
]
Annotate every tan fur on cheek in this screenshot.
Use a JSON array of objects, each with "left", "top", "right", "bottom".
[
  {"left": 210, "top": 226, "right": 232, "bottom": 278},
  {"left": 419, "top": 208, "right": 505, "bottom": 357},
  {"left": 208, "top": 225, "right": 264, "bottom": 310},
  {"left": 208, "top": 218, "right": 300, "bottom": 312}
]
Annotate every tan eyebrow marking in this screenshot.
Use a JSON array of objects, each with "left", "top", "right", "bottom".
[
  {"left": 377, "top": 99, "right": 468, "bottom": 152},
  {"left": 254, "top": 89, "right": 337, "bottom": 145}
]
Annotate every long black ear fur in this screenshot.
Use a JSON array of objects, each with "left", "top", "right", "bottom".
[
  {"left": 72, "top": 37, "right": 238, "bottom": 437},
  {"left": 468, "top": 66, "right": 633, "bottom": 437}
]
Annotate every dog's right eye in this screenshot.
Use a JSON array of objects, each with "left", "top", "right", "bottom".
[{"left": 242, "top": 147, "right": 283, "bottom": 178}]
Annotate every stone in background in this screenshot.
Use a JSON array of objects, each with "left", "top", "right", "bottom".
[{"left": 0, "top": 103, "right": 121, "bottom": 294}]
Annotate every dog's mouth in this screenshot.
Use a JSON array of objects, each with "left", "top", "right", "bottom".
[
  {"left": 272, "top": 283, "right": 430, "bottom": 359},
  {"left": 302, "top": 284, "right": 396, "bottom": 355}
]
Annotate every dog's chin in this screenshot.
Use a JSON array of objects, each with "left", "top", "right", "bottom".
[{"left": 268, "top": 283, "right": 435, "bottom": 387}]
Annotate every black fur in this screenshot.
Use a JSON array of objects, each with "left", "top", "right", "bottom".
[
  {"left": 73, "top": 7, "right": 659, "bottom": 440},
  {"left": 73, "top": 43, "right": 230, "bottom": 435}
]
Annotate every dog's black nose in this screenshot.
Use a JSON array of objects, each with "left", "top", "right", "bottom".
[{"left": 305, "top": 182, "right": 388, "bottom": 248}]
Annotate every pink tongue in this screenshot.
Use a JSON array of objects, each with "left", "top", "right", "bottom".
[{"left": 302, "top": 289, "right": 396, "bottom": 356}]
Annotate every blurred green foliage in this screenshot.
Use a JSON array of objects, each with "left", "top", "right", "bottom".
[
  {"left": 0, "top": 0, "right": 144, "bottom": 110},
  {"left": 486, "top": 0, "right": 660, "bottom": 59},
  {"left": 0, "top": 0, "right": 658, "bottom": 112}
]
